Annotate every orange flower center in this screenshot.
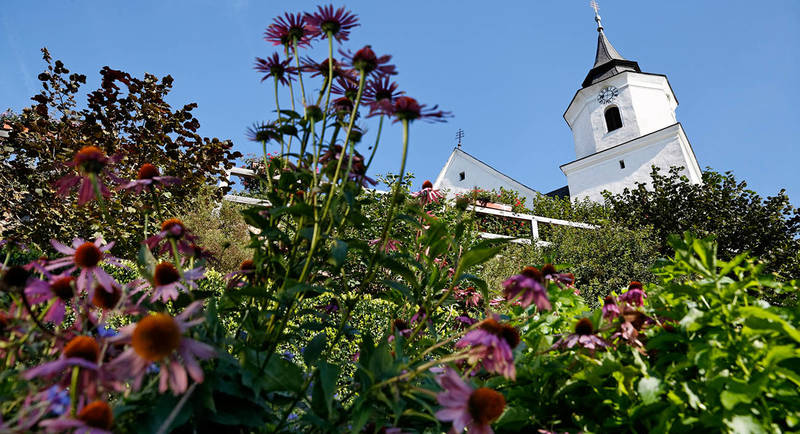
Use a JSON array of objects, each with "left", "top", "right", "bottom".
[
  {"left": 63, "top": 336, "right": 100, "bottom": 363},
  {"left": 575, "top": 318, "right": 594, "bottom": 336},
  {"left": 479, "top": 318, "right": 520, "bottom": 349},
  {"left": 77, "top": 401, "right": 113, "bottom": 430},
  {"left": 132, "top": 313, "right": 181, "bottom": 362},
  {"left": 520, "top": 266, "right": 543, "bottom": 282},
  {"left": 74, "top": 243, "right": 102, "bottom": 268},
  {"left": 541, "top": 263, "right": 557, "bottom": 276},
  {"left": 50, "top": 276, "right": 75, "bottom": 300},
  {"left": 153, "top": 262, "right": 180, "bottom": 286},
  {"left": 73, "top": 146, "right": 107, "bottom": 173},
  {"left": 628, "top": 281, "right": 643, "bottom": 290},
  {"left": 91, "top": 284, "right": 121, "bottom": 309},
  {"left": 240, "top": 260, "right": 255, "bottom": 271},
  {"left": 422, "top": 180, "right": 433, "bottom": 189},
  {"left": 467, "top": 387, "right": 506, "bottom": 425},
  {"left": 161, "top": 218, "right": 186, "bottom": 238},
  {"left": 137, "top": 163, "right": 160, "bottom": 180}
]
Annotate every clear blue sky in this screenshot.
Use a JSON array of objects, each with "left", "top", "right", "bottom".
[{"left": 2, "top": 1, "right": 799, "bottom": 204}]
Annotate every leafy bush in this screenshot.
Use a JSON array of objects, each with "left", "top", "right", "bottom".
[
  {"left": 0, "top": 49, "right": 241, "bottom": 255},
  {"left": 496, "top": 233, "right": 800, "bottom": 433},
  {"left": 604, "top": 166, "right": 800, "bottom": 281},
  {"left": 480, "top": 224, "right": 659, "bottom": 307}
]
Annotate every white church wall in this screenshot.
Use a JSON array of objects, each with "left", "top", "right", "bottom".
[
  {"left": 563, "top": 123, "right": 700, "bottom": 202},
  {"left": 628, "top": 75, "right": 678, "bottom": 137},
  {"left": 434, "top": 149, "right": 538, "bottom": 208},
  {"left": 565, "top": 72, "right": 680, "bottom": 159}
]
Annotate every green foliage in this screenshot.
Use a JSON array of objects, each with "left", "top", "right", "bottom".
[
  {"left": 0, "top": 49, "right": 241, "bottom": 255},
  {"left": 177, "top": 186, "right": 252, "bottom": 275},
  {"left": 604, "top": 166, "right": 800, "bottom": 281},
  {"left": 496, "top": 233, "right": 800, "bottom": 433}
]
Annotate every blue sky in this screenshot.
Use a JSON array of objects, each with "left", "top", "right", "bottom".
[{"left": 2, "top": 1, "right": 798, "bottom": 204}]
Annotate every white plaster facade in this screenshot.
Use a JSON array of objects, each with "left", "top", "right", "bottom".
[
  {"left": 433, "top": 148, "right": 538, "bottom": 208},
  {"left": 560, "top": 71, "right": 701, "bottom": 202},
  {"left": 561, "top": 122, "right": 700, "bottom": 202}
]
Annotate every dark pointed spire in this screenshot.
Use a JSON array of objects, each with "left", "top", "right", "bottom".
[{"left": 582, "top": 2, "right": 640, "bottom": 88}]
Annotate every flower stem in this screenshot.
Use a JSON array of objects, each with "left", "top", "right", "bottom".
[
  {"left": 292, "top": 41, "right": 307, "bottom": 111},
  {"left": 377, "top": 120, "right": 409, "bottom": 254},
  {"left": 273, "top": 76, "right": 285, "bottom": 159},
  {"left": 88, "top": 172, "right": 110, "bottom": 223},
  {"left": 169, "top": 239, "right": 184, "bottom": 278},
  {"left": 69, "top": 366, "right": 80, "bottom": 417}
]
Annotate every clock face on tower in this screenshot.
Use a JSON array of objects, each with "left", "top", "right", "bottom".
[{"left": 597, "top": 86, "right": 619, "bottom": 104}]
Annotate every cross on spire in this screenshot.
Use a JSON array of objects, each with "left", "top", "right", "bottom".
[
  {"left": 455, "top": 128, "right": 464, "bottom": 148},
  {"left": 590, "top": 0, "right": 604, "bottom": 32}
]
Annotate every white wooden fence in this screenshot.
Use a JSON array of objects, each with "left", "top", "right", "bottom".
[
  {"left": 466, "top": 205, "right": 596, "bottom": 246},
  {"left": 218, "top": 167, "right": 595, "bottom": 244}
]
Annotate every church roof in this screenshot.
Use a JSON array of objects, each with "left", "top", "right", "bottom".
[{"left": 581, "top": 14, "right": 641, "bottom": 88}]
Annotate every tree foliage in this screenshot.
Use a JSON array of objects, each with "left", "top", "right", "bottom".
[
  {"left": 0, "top": 49, "right": 241, "bottom": 254},
  {"left": 603, "top": 166, "right": 800, "bottom": 279}
]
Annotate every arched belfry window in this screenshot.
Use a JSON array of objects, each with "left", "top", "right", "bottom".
[{"left": 604, "top": 106, "right": 622, "bottom": 132}]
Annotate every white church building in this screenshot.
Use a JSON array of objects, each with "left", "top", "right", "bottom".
[{"left": 434, "top": 9, "right": 701, "bottom": 204}]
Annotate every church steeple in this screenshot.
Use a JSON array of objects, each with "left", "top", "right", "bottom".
[{"left": 582, "top": 3, "right": 641, "bottom": 88}]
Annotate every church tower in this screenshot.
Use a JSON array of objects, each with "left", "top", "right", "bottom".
[{"left": 560, "top": 4, "right": 701, "bottom": 202}]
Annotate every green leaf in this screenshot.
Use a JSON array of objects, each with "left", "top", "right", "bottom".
[
  {"left": 637, "top": 377, "right": 662, "bottom": 405},
  {"left": 455, "top": 245, "right": 503, "bottom": 279},
  {"left": 725, "top": 415, "right": 767, "bottom": 434},
  {"left": 319, "top": 361, "right": 340, "bottom": 415},
  {"left": 740, "top": 306, "right": 800, "bottom": 343},
  {"left": 304, "top": 333, "right": 327, "bottom": 365},
  {"left": 137, "top": 243, "right": 156, "bottom": 280},
  {"left": 328, "top": 239, "right": 348, "bottom": 269}
]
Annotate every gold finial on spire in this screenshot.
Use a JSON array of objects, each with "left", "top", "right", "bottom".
[{"left": 590, "top": 0, "right": 604, "bottom": 32}]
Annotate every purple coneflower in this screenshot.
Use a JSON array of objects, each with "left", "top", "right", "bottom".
[
  {"left": 305, "top": 5, "right": 359, "bottom": 42},
  {"left": 54, "top": 146, "right": 123, "bottom": 205},
  {"left": 454, "top": 286, "right": 482, "bottom": 308},
  {"left": 301, "top": 57, "right": 354, "bottom": 83},
  {"left": 46, "top": 237, "right": 124, "bottom": 297},
  {"left": 602, "top": 295, "right": 620, "bottom": 321},
  {"left": 365, "top": 74, "right": 404, "bottom": 117},
  {"left": 40, "top": 400, "right": 113, "bottom": 433},
  {"left": 501, "top": 266, "right": 551, "bottom": 311},
  {"left": 24, "top": 274, "right": 76, "bottom": 324},
  {"left": 387, "top": 318, "right": 412, "bottom": 343},
  {"left": 135, "top": 262, "right": 204, "bottom": 303},
  {"left": 619, "top": 281, "right": 646, "bottom": 307},
  {"left": 540, "top": 263, "right": 575, "bottom": 288},
  {"left": 551, "top": 318, "right": 610, "bottom": 352},
  {"left": 145, "top": 218, "right": 199, "bottom": 256},
  {"left": 23, "top": 336, "right": 119, "bottom": 395},
  {"left": 264, "top": 12, "right": 312, "bottom": 49},
  {"left": 456, "top": 318, "right": 519, "bottom": 380},
  {"left": 226, "top": 259, "right": 256, "bottom": 288},
  {"left": 391, "top": 96, "right": 451, "bottom": 124},
  {"left": 109, "top": 301, "right": 215, "bottom": 395},
  {"left": 455, "top": 315, "right": 478, "bottom": 329},
  {"left": 435, "top": 368, "right": 506, "bottom": 434},
  {"left": 341, "top": 45, "right": 396, "bottom": 76},
  {"left": 254, "top": 53, "right": 296, "bottom": 85},
  {"left": 369, "top": 238, "right": 400, "bottom": 253},
  {"left": 331, "top": 76, "right": 369, "bottom": 102},
  {"left": 412, "top": 180, "right": 444, "bottom": 206},
  {"left": 118, "top": 163, "right": 181, "bottom": 194}
]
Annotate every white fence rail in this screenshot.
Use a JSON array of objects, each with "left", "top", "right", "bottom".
[
  {"left": 219, "top": 167, "right": 595, "bottom": 244},
  {"left": 467, "top": 205, "right": 596, "bottom": 246}
]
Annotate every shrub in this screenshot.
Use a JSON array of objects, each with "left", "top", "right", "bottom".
[
  {"left": 0, "top": 49, "right": 241, "bottom": 256},
  {"left": 604, "top": 166, "right": 800, "bottom": 280}
]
